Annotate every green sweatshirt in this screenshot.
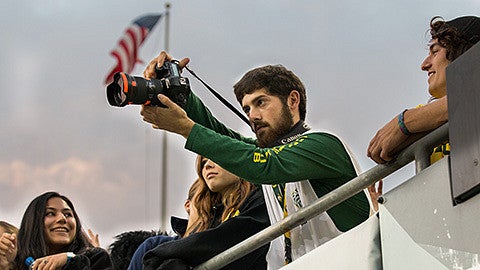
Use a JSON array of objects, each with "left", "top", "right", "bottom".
[{"left": 184, "top": 92, "right": 369, "bottom": 232}]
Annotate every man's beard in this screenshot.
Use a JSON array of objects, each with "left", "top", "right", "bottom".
[{"left": 255, "top": 104, "right": 294, "bottom": 148}]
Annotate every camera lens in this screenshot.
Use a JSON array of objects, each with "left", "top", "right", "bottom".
[
  {"left": 112, "top": 76, "right": 127, "bottom": 104},
  {"left": 113, "top": 75, "right": 127, "bottom": 105},
  {"left": 107, "top": 73, "right": 129, "bottom": 107},
  {"left": 106, "top": 61, "right": 191, "bottom": 108}
]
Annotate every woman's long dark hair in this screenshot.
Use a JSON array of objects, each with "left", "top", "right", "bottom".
[{"left": 15, "top": 191, "right": 92, "bottom": 270}]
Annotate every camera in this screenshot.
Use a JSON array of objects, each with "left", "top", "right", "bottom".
[{"left": 106, "top": 61, "right": 191, "bottom": 108}]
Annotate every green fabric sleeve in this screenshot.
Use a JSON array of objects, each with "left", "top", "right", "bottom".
[
  {"left": 186, "top": 124, "right": 369, "bottom": 231},
  {"left": 186, "top": 124, "right": 356, "bottom": 185},
  {"left": 184, "top": 92, "right": 255, "bottom": 144}
]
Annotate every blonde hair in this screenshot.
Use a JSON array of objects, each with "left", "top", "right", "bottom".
[
  {"left": 184, "top": 156, "right": 255, "bottom": 236},
  {"left": 0, "top": 221, "right": 18, "bottom": 234}
]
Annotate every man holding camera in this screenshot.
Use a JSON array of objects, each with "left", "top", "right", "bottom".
[{"left": 140, "top": 52, "right": 370, "bottom": 267}]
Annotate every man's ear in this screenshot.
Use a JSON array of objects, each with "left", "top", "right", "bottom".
[{"left": 288, "top": 90, "right": 300, "bottom": 111}]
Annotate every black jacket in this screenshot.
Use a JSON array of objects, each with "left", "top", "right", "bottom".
[
  {"left": 65, "top": 247, "right": 112, "bottom": 270},
  {"left": 143, "top": 187, "right": 270, "bottom": 270}
]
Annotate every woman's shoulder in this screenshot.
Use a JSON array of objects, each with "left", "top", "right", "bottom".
[{"left": 240, "top": 186, "right": 265, "bottom": 210}]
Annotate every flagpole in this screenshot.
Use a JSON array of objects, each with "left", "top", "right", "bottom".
[{"left": 160, "top": 2, "right": 171, "bottom": 231}]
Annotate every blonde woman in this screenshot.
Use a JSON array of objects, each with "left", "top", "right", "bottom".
[{"left": 142, "top": 156, "right": 270, "bottom": 270}]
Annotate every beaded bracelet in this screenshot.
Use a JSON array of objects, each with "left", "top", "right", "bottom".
[{"left": 397, "top": 109, "right": 411, "bottom": 135}]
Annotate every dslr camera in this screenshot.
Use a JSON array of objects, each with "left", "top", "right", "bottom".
[{"left": 106, "top": 61, "right": 190, "bottom": 108}]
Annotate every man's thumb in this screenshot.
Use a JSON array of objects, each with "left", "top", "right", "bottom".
[{"left": 157, "top": 94, "right": 173, "bottom": 107}]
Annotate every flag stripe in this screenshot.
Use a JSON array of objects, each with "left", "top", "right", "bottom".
[
  {"left": 125, "top": 25, "right": 144, "bottom": 70},
  {"left": 105, "top": 13, "right": 162, "bottom": 84},
  {"left": 110, "top": 50, "right": 127, "bottom": 73}
]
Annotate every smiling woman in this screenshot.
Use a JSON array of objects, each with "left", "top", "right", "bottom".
[
  {"left": 14, "top": 192, "right": 112, "bottom": 270},
  {"left": 43, "top": 197, "right": 77, "bottom": 254}
]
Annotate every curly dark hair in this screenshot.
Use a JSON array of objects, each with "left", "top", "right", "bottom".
[
  {"left": 233, "top": 65, "right": 307, "bottom": 121},
  {"left": 108, "top": 230, "right": 167, "bottom": 270},
  {"left": 429, "top": 16, "right": 480, "bottom": 61}
]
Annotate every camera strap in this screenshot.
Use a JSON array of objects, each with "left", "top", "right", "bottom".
[{"left": 184, "top": 66, "right": 251, "bottom": 126}]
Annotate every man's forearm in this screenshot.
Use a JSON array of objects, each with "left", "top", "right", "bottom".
[{"left": 404, "top": 96, "right": 448, "bottom": 133}]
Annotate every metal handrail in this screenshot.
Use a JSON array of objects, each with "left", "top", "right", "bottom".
[{"left": 194, "top": 123, "right": 449, "bottom": 270}]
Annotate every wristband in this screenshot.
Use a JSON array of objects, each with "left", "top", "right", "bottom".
[
  {"left": 398, "top": 109, "right": 411, "bottom": 135},
  {"left": 66, "top": 252, "right": 76, "bottom": 263}
]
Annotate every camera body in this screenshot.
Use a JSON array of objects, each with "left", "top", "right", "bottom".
[{"left": 106, "top": 61, "right": 191, "bottom": 108}]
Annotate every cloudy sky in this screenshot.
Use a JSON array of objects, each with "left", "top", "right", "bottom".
[{"left": 1, "top": 0, "right": 478, "bottom": 248}]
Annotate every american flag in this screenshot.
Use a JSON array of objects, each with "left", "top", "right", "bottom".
[{"left": 105, "top": 14, "right": 163, "bottom": 84}]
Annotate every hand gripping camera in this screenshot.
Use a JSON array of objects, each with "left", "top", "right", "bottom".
[{"left": 106, "top": 61, "right": 191, "bottom": 108}]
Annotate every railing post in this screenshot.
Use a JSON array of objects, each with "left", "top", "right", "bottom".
[{"left": 414, "top": 144, "right": 431, "bottom": 173}]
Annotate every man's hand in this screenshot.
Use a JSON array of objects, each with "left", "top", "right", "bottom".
[
  {"left": 141, "top": 94, "right": 195, "bottom": 139},
  {"left": 143, "top": 51, "right": 190, "bottom": 80},
  {"left": 367, "top": 117, "right": 408, "bottom": 164},
  {"left": 368, "top": 180, "right": 383, "bottom": 212}
]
